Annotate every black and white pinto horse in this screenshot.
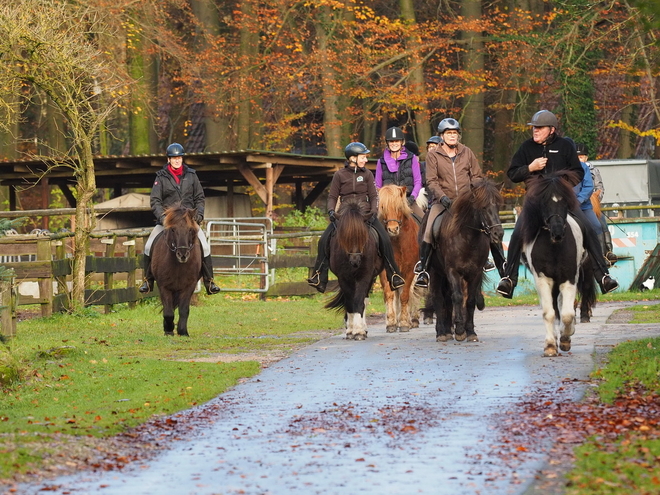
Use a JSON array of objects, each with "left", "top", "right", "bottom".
[
  {"left": 518, "top": 171, "right": 596, "bottom": 356},
  {"left": 326, "top": 199, "right": 383, "bottom": 340}
]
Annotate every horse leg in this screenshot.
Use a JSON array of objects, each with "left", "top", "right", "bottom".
[
  {"left": 345, "top": 291, "right": 368, "bottom": 341},
  {"left": 434, "top": 281, "right": 453, "bottom": 342},
  {"left": 536, "top": 276, "right": 559, "bottom": 357},
  {"left": 450, "top": 275, "right": 468, "bottom": 342},
  {"left": 161, "top": 291, "right": 175, "bottom": 336},
  {"left": 464, "top": 280, "right": 479, "bottom": 342},
  {"left": 381, "top": 271, "right": 398, "bottom": 333},
  {"left": 559, "top": 283, "right": 577, "bottom": 352},
  {"left": 176, "top": 288, "right": 195, "bottom": 337},
  {"left": 398, "top": 281, "right": 412, "bottom": 333},
  {"left": 409, "top": 285, "right": 422, "bottom": 328}
]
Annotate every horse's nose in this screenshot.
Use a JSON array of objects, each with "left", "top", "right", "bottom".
[{"left": 388, "top": 225, "right": 400, "bottom": 236}]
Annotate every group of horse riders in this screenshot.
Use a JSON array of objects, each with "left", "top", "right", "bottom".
[
  {"left": 307, "top": 109, "right": 619, "bottom": 299},
  {"left": 137, "top": 109, "right": 620, "bottom": 300}
]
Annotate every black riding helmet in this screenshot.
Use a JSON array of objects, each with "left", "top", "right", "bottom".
[
  {"left": 344, "top": 142, "right": 370, "bottom": 159},
  {"left": 385, "top": 127, "right": 405, "bottom": 141},
  {"left": 426, "top": 135, "right": 443, "bottom": 145},
  {"left": 576, "top": 143, "right": 589, "bottom": 155},
  {"left": 166, "top": 143, "right": 185, "bottom": 157}
]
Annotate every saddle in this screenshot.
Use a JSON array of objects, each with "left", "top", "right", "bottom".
[{"left": 430, "top": 211, "right": 448, "bottom": 247}]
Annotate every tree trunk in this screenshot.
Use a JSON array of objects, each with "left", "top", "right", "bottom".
[
  {"left": 190, "top": 0, "right": 229, "bottom": 151},
  {"left": 316, "top": 7, "right": 342, "bottom": 157},
  {"left": 400, "top": 0, "right": 431, "bottom": 150},
  {"left": 460, "top": 0, "right": 485, "bottom": 163},
  {"left": 127, "top": 21, "right": 155, "bottom": 155},
  {"left": 237, "top": 0, "right": 259, "bottom": 150}
]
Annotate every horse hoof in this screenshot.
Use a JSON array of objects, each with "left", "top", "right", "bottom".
[
  {"left": 164, "top": 331, "right": 174, "bottom": 336},
  {"left": 399, "top": 326, "right": 410, "bottom": 333},
  {"left": 455, "top": 332, "right": 467, "bottom": 342},
  {"left": 346, "top": 333, "right": 355, "bottom": 340},
  {"left": 177, "top": 332, "right": 189, "bottom": 337},
  {"left": 386, "top": 326, "right": 397, "bottom": 333},
  {"left": 354, "top": 333, "right": 367, "bottom": 341},
  {"left": 436, "top": 334, "right": 452, "bottom": 342},
  {"left": 580, "top": 316, "right": 590, "bottom": 323},
  {"left": 424, "top": 317, "right": 434, "bottom": 325},
  {"left": 559, "top": 338, "right": 571, "bottom": 352},
  {"left": 467, "top": 334, "right": 479, "bottom": 342},
  {"left": 411, "top": 319, "right": 420, "bottom": 329},
  {"left": 543, "top": 346, "right": 558, "bottom": 357}
]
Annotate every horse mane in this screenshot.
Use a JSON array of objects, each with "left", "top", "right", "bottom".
[
  {"left": 518, "top": 171, "right": 580, "bottom": 244},
  {"left": 444, "top": 179, "right": 502, "bottom": 238},
  {"left": 378, "top": 185, "right": 412, "bottom": 218},
  {"left": 591, "top": 191, "right": 602, "bottom": 217},
  {"left": 336, "top": 200, "right": 368, "bottom": 253},
  {"left": 163, "top": 203, "right": 198, "bottom": 230}
]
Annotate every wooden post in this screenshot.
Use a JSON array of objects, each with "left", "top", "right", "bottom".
[
  {"left": 0, "top": 278, "right": 16, "bottom": 338},
  {"left": 125, "top": 237, "right": 137, "bottom": 309},
  {"left": 102, "top": 237, "right": 116, "bottom": 314},
  {"left": 37, "top": 238, "right": 53, "bottom": 317}
]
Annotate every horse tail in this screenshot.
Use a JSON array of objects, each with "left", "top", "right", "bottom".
[
  {"left": 324, "top": 288, "right": 346, "bottom": 312},
  {"left": 578, "top": 254, "right": 597, "bottom": 312}
]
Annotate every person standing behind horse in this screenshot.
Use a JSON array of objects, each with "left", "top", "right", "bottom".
[
  {"left": 375, "top": 127, "right": 424, "bottom": 221},
  {"left": 307, "top": 142, "right": 405, "bottom": 293},
  {"left": 414, "top": 118, "right": 484, "bottom": 288},
  {"left": 496, "top": 110, "right": 618, "bottom": 298},
  {"left": 139, "top": 143, "right": 220, "bottom": 296},
  {"left": 576, "top": 142, "right": 617, "bottom": 265}
]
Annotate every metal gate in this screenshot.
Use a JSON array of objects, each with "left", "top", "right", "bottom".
[{"left": 205, "top": 217, "right": 272, "bottom": 292}]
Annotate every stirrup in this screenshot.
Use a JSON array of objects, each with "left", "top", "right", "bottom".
[
  {"left": 483, "top": 259, "right": 496, "bottom": 272},
  {"left": 414, "top": 261, "right": 423, "bottom": 274},
  {"left": 600, "top": 275, "right": 619, "bottom": 294},
  {"left": 205, "top": 280, "right": 220, "bottom": 295},
  {"left": 390, "top": 274, "right": 405, "bottom": 290},
  {"left": 307, "top": 271, "right": 322, "bottom": 287},
  {"left": 496, "top": 277, "right": 514, "bottom": 299},
  {"left": 414, "top": 271, "right": 429, "bottom": 288},
  {"left": 605, "top": 252, "right": 618, "bottom": 265},
  {"left": 139, "top": 279, "right": 153, "bottom": 294}
]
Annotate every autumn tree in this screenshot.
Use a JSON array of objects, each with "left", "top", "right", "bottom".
[{"left": 0, "top": 0, "right": 128, "bottom": 311}]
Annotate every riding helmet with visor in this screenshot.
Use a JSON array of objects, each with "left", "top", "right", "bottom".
[
  {"left": 344, "top": 142, "right": 370, "bottom": 159},
  {"left": 166, "top": 143, "right": 185, "bottom": 157},
  {"left": 385, "top": 127, "right": 405, "bottom": 141},
  {"left": 576, "top": 143, "right": 589, "bottom": 155},
  {"left": 527, "top": 110, "right": 558, "bottom": 128},
  {"left": 437, "top": 118, "right": 461, "bottom": 135}
]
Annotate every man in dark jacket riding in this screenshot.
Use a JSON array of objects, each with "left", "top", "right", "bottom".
[
  {"left": 496, "top": 110, "right": 618, "bottom": 298},
  {"left": 139, "top": 143, "right": 220, "bottom": 295}
]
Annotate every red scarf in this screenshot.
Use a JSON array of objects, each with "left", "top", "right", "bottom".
[{"left": 168, "top": 164, "right": 184, "bottom": 184}]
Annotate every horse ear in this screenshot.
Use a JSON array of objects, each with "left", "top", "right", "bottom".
[
  {"left": 190, "top": 208, "right": 198, "bottom": 220},
  {"left": 399, "top": 186, "right": 407, "bottom": 197}
]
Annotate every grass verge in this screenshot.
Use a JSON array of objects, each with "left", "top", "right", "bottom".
[
  {"left": 563, "top": 302, "right": 660, "bottom": 494},
  {"left": 0, "top": 293, "right": 358, "bottom": 481}
]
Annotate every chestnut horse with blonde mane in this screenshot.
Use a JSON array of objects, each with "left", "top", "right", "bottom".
[
  {"left": 151, "top": 204, "right": 203, "bottom": 336},
  {"left": 377, "top": 185, "right": 423, "bottom": 333}
]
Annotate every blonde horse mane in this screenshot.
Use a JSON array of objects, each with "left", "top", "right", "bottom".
[
  {"left": 378, "top": 185, "right": 412, "bottom": 218},
  {"left": 590, "top": 191, "right": 602, "bottom": 218}
]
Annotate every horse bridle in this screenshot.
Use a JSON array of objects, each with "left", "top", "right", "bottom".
[
  {"left": 467, "top": 210, "right": 501, "bottom": 237},
  {"left": 542, "top": 213, "right": 566, "bottom": 231},
  {"left": 170, "top": 241, "right": 194, "bottom": 254}
]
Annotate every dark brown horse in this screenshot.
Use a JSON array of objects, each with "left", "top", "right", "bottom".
[
  {"left": 151, "top": 204, "right": 203, "bottom": 336},
  {"left": 429, "top": 179, "right": 503, "bottom": 342},
  {"left": 326, "top": 199, "right": 383, "bottom": 340},
  {"left": 377, "top": 185, "right": 422, "bottom": 333}
]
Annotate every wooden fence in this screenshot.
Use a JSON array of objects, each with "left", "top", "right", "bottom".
[{"left": 0, "top": 229, "right": 154, "bottom": 337}]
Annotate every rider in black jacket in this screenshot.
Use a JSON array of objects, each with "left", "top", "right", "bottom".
[{"left": 139, "top": 143, "right": 220, "bottom": 295}]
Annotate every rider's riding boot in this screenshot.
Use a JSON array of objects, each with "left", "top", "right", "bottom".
[
  {"left": 384, "top": 261, "right": 405, "bottom": 291},
  {"left": 496, "top": 270, "right": 517, "bottom": 299},
  {"left": 414, "top": 241, "right": 433, "bottom": 289},
  {"left": 483, "top": 259, "right": 496, "bottom": 272},
  {"left": 497, "top": 229, "right": 522, "bottom": 299},
  {"left": 202, "top": 255, "right": 221, "bottom": 295},
  {"left": 139, "top": 254, "right": 154, "bottom": 293},
  {"left": 307, "top": 261, "right": 329, "bottom": 293},
  {"left": 593, "top": 260, "right": 619, "bottom": 294},
  {"left": 602, "top": 231, "right": 618, "bottom": 265}
]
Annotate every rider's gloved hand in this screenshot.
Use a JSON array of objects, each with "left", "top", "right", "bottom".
[
  {"left": 367, "top": 213, "right": 377, "bottom": 226},
  {"left": 195, "top": 214, "right": 204, "bottom": 224},
  {"left": 159, "top": 215, "right": 166, "bottom": 225},
  {"left": 440, "top": 195, "right": 452, "bottom": 209},
  {"left": 328, "top": 210, "right": 337, "bottom": 222},
  {"left": 407, "top": 196, "right": 416, "bottom": 206}
]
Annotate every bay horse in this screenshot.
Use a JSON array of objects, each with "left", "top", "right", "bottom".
[
  {"left": 429, "top": 179, "right": 503, "bottom": 342},
  {"left": 518, "top": 171, "right": 596, "bottom": 356},
  {"left": 377, "top": 185, "right": 422, "bottom": 333},
  {"left": 150, "top": 204, "right": 203, "bottom": 337},
  {"left": 326, "top": 199, "right": 383, "bottom": 340}
]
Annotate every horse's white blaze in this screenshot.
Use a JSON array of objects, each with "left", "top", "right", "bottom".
[{"left": 551, "top": 194, "right": 561, "bottom": 203}]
